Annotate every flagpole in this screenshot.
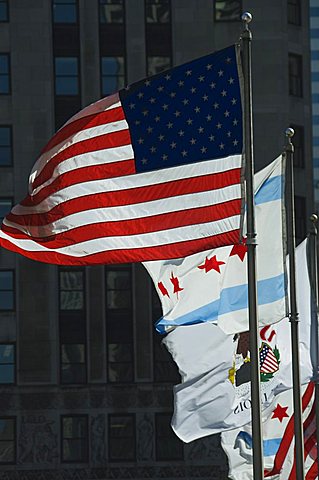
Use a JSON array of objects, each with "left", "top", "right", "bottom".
[
  {"left": 284, "top": 127, "right": 305, "bottom": 480},
  {"left": 241, "top": 13, "right": 264, "bottom": 480},
  {"left": 308, "top": 213, "right": 319, "bottom": 473}
]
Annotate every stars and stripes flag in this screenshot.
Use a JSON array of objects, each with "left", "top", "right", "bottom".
[
  {"left": 221, "top": 382, "right": 318, "bottom": 479},
  {"left": 0, "top": 45, "right": 244, "bottom": 265},
  {"left": 259, "top": 342, "right": 279, "bottom": 374}
]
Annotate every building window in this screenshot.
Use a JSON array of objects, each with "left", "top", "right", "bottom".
[
  {"left": 106, "top": 265, "right": 133, "bottom": 382},
  {"left": 0, "top": 1, "right": 8, "bottom": 22},
  {"left": 289, "top": 53, "right": 303, "bottom": 97},
  {"left": 0, "top": 270, "right": 14, "bottom": 311},
  {"left": 290, "top": 124, "right": 304, "bottom": 168},
  {"left": 101, "top": 56, "right": 125, "bottom": 96},
  {"left": 146, "top": 0, "right": 170, "bottom": 23},
  {"left": 0, "top": 198, "right": 12, "bottom": 224},
  {"left": 152, "top": 287, "right": 180, "bottom": 383},
  {"left": 55, "top": 56, "right": 79, "bottom": 95},
  {"left": 147, "top": 56, "right": 171, "bottom": 76},
  {"left": 0, "top": 418, "right": 15, "bottom": 464},
  {"left": 288, "top": 0, "right": 301, "bottom": 25},
  {"left": 0, "top": 344, "right": 15, "bottom": 384},
  {"left": 59, "top": 268, "right": 87, "bottom": 384},
  {"left": 295, "top": 195, "right": 306, "bottom": 244},
  {"left": 0, "top": 54, "right": 10, "bottom": 94},
  {"left": 61, "top": 415, "right": 88, "bottom": 463},
  {"left": 99, "top": 0, "right": 124, "bottom": 24},
  {"left": 53, "top": 0, "right": 78, "bottom": 23},
  {"left": 0, "top": 127, "right": 12, "bottom": 166},
  {"left": 214, "top": 1, "right": 242, "bottom": 22},
  {"left": 109, "top": 414, "right": 135, "bottom": 461},
  {"left": 155, "top": 413, "right": 183, "bottom": 460}
]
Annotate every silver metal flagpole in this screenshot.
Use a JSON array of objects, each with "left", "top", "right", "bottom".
[
  {"left": 284, "top": 127, "right": 305, "bottom": 480},
  {"left": 241, "top": 12, "right": 264, "bottom": 480},
  {"left": 308, "top": 213, "right": 319, "bottom": 474}
]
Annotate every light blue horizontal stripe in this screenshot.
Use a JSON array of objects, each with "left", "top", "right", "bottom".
[
  {"left": 255, "top": 175, "right": 282, "bottom": 205},
  {"left": 237, "top": 431, "right": 281, "bottom": 457},
  {"left": 156, "top": 273, "right": 285, "bottom": 333}
]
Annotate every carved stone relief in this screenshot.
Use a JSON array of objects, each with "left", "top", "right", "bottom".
[{"left": 18, "top": 414, "right": 58, "bottom": 465}]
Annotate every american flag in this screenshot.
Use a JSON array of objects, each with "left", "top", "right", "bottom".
[
  {"left": 259, "top": 342, "right": 280, "bottom": 374},
  {"left": 0, "top": 45, "right": 243, "bottom": 265}
]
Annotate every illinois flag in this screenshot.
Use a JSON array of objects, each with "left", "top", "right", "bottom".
[
  {"left": 144, "top": 155, "right": 286, "bottom": 334},
  {"left": 0, "top": 45, "right": 244, "bottom": 265},
  {"left": 163, "top": 239, "right": 313, "bottom": 442},
  {"left": 221, "top": 383, "right": 317, "bottom": 479}
]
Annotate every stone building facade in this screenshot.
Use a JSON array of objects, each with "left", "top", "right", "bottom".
[{"left": 0, "top": 1, "right": 313, "bottom": 479}]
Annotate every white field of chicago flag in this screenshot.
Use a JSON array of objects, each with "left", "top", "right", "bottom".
[
  {"left": 144, "top": 155, "right": 287, "bottom": 334},
  {"left": 221, "top": 382, "right": 317, "bottom": 479},
  {"left": 0, "top": 45, "right": 245, "bottom": 265}
]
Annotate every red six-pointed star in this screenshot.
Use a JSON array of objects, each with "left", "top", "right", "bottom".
[
  {"left": 198, "top": 255, "right": 225, "bottom": 273},
  {"left": 271, "top": 404, "right": 289, "bottom": 423},
  {"left": 230, "top": 237, "right": 247, "bottom": 262}
]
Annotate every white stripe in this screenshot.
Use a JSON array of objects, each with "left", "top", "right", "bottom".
[
  {"left": 14, "top": 155, "right": 242, "bottom": 215},
  {"left": 31, "top": 144, "right": 134, "bottom": 198},
  {"left": 30, "top": 119, "right": 129, "bottom": 189},
  {"left": 7, "top": 184, "right": 241, "bottom": 237},
  {"left": 0, "top": 214, "right": 240, "bottom": 256}
]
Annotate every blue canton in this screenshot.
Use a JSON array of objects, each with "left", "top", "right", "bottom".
[{"left": 120, "top": 45, "right": 243, "bottom": 173}]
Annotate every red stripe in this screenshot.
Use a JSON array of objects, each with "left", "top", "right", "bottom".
[
  {"left": 40, "top": 106, "right": 125, "bottom": 155},
  {"left": 32, "top": 128, "right": 132, "bottom": 190},
  {"left": 10, "top": 168, "right": 241, "bottom": 226},
  {"left": 0, "top": 228, "right": 240, "bottom": 265},
  {"left": 264, "top": 382, "right": 315, "bottom": 478},
  {"left": 306, "top": 460, "right": 318, "bottom": 480},
  {"left": 19, "top": 160, "right": 136, "bottom": 210},
  {"left": 2, "top": 199, "right": 242, "bottom": 248}
]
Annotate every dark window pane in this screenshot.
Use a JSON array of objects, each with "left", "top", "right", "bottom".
[
  {"left": 55, "top": 57, "right": 79, "bottom": 96},
  {"left": 109, "top": 415, "right": 135, "bottom": 461},
  {"left": 0, "top": 55, "right": 8, "bottom": 73},
  {"left": 214, "top": 0, "right": 241, "bottom": 21},
  {"left": 0, "top": 365, "right": 14, "bottom": 384},
  {"left": 99, "top": 0, "right": 124, "bottom": 24},
  {"left": 146, "top": 0, "right": 170, "bottom": 23},
  {"left": 147, "top": 56, "right": 171, "bottom": 76},
  {"left": 101, "top": 56, "right": 125, "bottom": 96},
  {"left": 55, "top": 77, "right": 79, "bottom": 95},
  {"left": 0, "top": 418, "right": 15, "bottom": 464},
  {"left": 62, "top": 416, "right": 88, "bottom": 462},
  {"left": 0, "top": 345, "right": 14, "bottom": 364},
  {"left": 0, "top": 271, "right": 13, "bottom": 290},
  {"left": 0, "top": 345, "right": 15, "bottom": 384},
  {"left": 0, "top": 54, "right": 9, "bottom": 94},
  {"left": 53, "top": 0, "right": 77, "bottom": 23},
  {"left": 289, "top": 53, "right": 303, "bottom": 97},
  {"left": 0, "top": 271, "right": 14, "bottom": 311},
  {"left": 0, "top": 198, "right": 12, "bottom": 223},
  {"left": 61, "top": 362, "right": 86, "bottom": 384},
  {"left": 59, "top": 270, "right": 84, "bottom": 310},
  {"left": 0, "top": 1, "right": 8, "bottom": 22},
  {"left": 155, "top": 413, "right": 183, "bottom": 460},
  {"left": 288, "top": 0, "right": 301, "bottom": 25}
]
